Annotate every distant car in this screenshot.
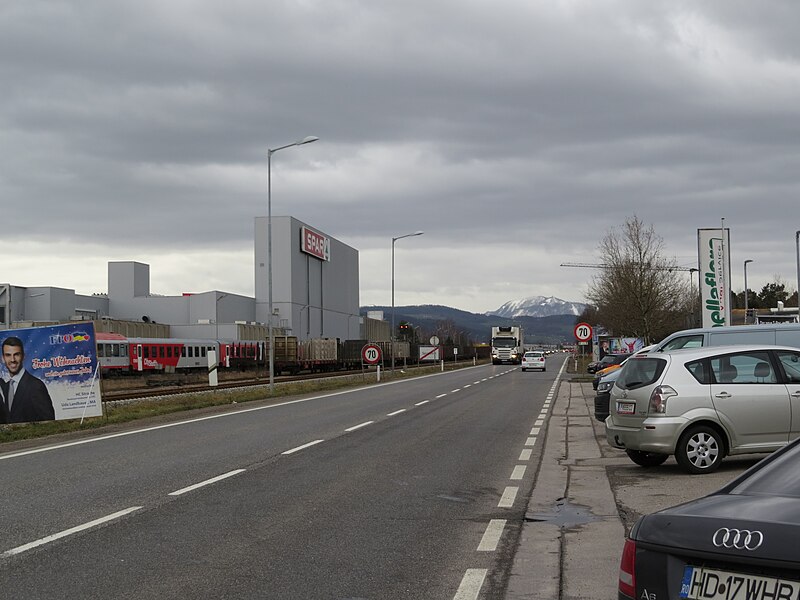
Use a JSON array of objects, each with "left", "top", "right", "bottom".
[
  {"left": 605, "top": 345, "right": 800, "bottom": 474},
  {"left": 619, "top": 436, "right": 800, "bottom": 599},
  {"left": 521, "top": 351, "right": 546, "bottom": 372},
  {"left": 587, "top": 353, "right": 630, "bottom": 374}
]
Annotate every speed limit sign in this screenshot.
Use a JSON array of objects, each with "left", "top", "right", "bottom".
[
  {"left": 574, "top": 322, "right": 593, "bottom": 342},
  {"left": 361, "top": 343, "right": 383, "bottom": 365}
]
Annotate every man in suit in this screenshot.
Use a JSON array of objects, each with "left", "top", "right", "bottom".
[
  {"left": 2, "top": 336, "right": 55, "bottom": 423},
  {"left": 0, "top": 379, "right": 8, "bottom": 424}
]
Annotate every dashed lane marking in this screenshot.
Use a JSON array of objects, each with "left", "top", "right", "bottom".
[
  {"left": 454, "top": 569, "right": 487, "bottom": 600},
  {"left": 519, "top": 448, "right": 532, "bottom": 461},
  {"left": 498, "top": 486, "right": 518, "bottom": 508},
  {"left": 387, "top": 409, "right": 406, "bottom": 416},
  {"left": 477, "top": 520, "right": 507, "bottom": 552},
  {"left": 282, "top": 439, "right": 325, "bottom": 455},
  {"left": 510, "top": 465, "right": 527, "bottom": 480},
  {"left": 169, "top": 469, "right": 246, "bottom": 496},
  {"left": 345, "top": 421, "right": 374, "bottom": 433}
]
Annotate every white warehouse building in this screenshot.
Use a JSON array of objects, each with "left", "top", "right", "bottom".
[{"left": 1, "top": 216, "right": 362, "bottom": 342}]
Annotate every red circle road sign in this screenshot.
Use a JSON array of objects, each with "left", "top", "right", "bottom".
[
  {"left": 361, "top": 343, "right": 383, "bottom": 365},
  {"left": 574, "top": 322, "right": 593, "bottom": 342}
]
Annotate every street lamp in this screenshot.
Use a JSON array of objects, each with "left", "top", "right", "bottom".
[
  {"left": 743, "top": 259, "right": 754, "bottom": 324},
  {"left": 796, "top": 231, "right": 800, "bottom": 316},
  {"left": 391, "top": 231, "right": 424, "bottom": 373},
  {"left": 267, "top": 135, "right": 319, "bottom": 393}
]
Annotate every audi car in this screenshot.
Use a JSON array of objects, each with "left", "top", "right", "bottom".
[{"left": 619, "top": 436, "right": 800, "bottom": 599}]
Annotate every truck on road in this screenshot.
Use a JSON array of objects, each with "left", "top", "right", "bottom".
[{"left": 491, "top": 325, "right": 525, "bottom": 365}]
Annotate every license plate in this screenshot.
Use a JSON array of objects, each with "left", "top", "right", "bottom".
[
  {"left": 680, "top": 565, "right": 800, "bottom": 600},
  {"left": 616, "top": 401, "right": 636, "bottom": 414}
]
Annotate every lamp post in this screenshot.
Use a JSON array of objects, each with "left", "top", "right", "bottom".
[
  {"left": 391, "top": 231, "right": 424, "bottom": 373},
  {"left": 796, "top": 231, "right": 800, "bottom": 315},
  {"left": 743, "top": 259, "right": 754, "bottom": 324},
  {"left": 267, "top": 135, "right": 318, "bottom": 393},
  {"left": 688, "top": 268, "right": 699, "bottom": 328}
]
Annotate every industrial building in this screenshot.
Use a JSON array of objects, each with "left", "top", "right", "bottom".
[{"left": 0, "top": 216, "right": 369, "bottom": 342}]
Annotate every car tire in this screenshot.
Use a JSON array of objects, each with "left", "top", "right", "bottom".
[
  {"left": 625, "top": 449, "right": 669, "bottom": 468},
  {"left": 675, "top": 425, "right": 725, "bottom": 474},
  {"left": 521, "top": 368, "right": 526, "bottom": 371},
  {"left": 542, "top": 368, "right": 546, "bottom": 372}
]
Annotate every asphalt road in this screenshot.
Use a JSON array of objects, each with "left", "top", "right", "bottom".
[{"left": 0, "top": 357, "right": 570, "bottom": 599}]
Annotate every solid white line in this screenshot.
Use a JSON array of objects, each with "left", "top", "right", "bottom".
[
  {"left": 519, "top": 448, "right": 532, "bottom": 461},
  {"left": 282, "top": 439, "right": 324, "bottom": 455},
  {"left": 169, "top": 469, "right": 246, "bottom": 496},
  {"left": 3, "top": 506, "right": 143, "bottom": 557},
  {"left": 498, "top": 486, "right": 518, "bottom": 508},
  {"left": 345, "top": 421, "right": 374, "bottom": 432},
  {"left": 525, "top": 437, "right": 536, "bottom": 447},
  {"left": 510, "top": 465, "right": 527, "bottom": 480},
  {"left": 453, "top": 569, "right": 487, "bottom": 600},
  {"left": 436, "top": 393, "right": 447, "bottom": 399},
  {"left": 477, "top": 519, "right": 507, "bottom": 552},
  {"left": 415, "top": 400, "right": 429, "bottom": 406},
  {"left": 387, "top": 409, "right": 406, "bottom": 416}
]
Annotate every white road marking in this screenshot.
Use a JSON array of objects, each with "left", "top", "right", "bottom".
[
  {"left": 3, "top": 506, "right": 143, "bottom": 557},
  {"left": 454, "top": 569, "right": 487, "bottom": 600},
  {"left": 519, "top": 448, "right": 532, "bottom": 461},
  {"left": 345, "top": 421, "right": 374, "bottom": 432},
  {"left": 415, "top": 400, "right": 429, "bottom": 406},
  {"left": 477, "top": 519, "right": 507, "bottom": 551},
  {"left": 498, "top": 486, "right": 518, "bottom": 508},
  {"left": 282, "top": 439, "right": 325, "bottom": 455},
  {"left": 535, "top": 419, "right": 544, "bottom": 426},
  {"left": 525, "top": 437, "right": 537, "bottom": 447},
  {"left": 473, "top": 381, "right": 481, "bottom": 384},
  {"left": 510, "top": 465, "right": 527, "bottom": 480},
  {"left": 169, "top": 469, "right": 246, "bottom": 496},
  {"left": 530, "top": 427, "right": 541, "bottom": 435},
  {"left": 451, "top": 388, "right": 461, "bottom": 393},
  {"left": 387, "top": 409, "right": 406, "bottom": 416},
  {"left": 463, "top": 384, "right": 471, "bottom": 388},
  {"left": 436, "top": 393, "right": 447, "bottom": 399}
]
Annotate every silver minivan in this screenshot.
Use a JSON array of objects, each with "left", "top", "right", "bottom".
[
  {"left": 605, "top": 345, "right": 800, "bottom": 474},
  {"left": 653, "top": 322, "right": 800, "bottom": 353}
]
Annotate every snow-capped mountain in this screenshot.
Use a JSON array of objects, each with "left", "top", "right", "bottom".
[{"left": 487, "top": 296, "right": 586, "bottom": 319}]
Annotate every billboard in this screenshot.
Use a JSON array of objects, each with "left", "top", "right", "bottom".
[
  {"left": 1, "top": 322, "right": 103, "bottom": 424},
  {"left": 698, "top": 227, "right": 731, "bottom": 328}
]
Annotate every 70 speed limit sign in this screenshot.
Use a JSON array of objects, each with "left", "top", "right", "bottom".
[
  {"left": 361, "top": 343, "right": 383, "bottom": 365},
  {"left": 574, "top": 322, "right": 593, "bottom": 342}
]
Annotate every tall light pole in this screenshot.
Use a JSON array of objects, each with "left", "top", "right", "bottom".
[
  {"left": 267, "top": 135, "right": 318, "bottom": 393},
  {"left": 391, "top": 231, "right": 424, "bottom": 373},
  {"left": 796, "top": 231, "right": 800, "bottom": 315},
  {"left": 689, "top": 268, "right": 699, "bottom": 328},
  {"left": 743, "top": 259, "right": 753, "bottom": 324}
]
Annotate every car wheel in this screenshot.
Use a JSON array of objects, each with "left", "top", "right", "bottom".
[
  {"left": 521, "top": 368, "right": 526, "bottom": 371},
  {"left": 542, "top": 367, "right": 546, "bottom": 372},
  {"left": 675, "top": 425, "right": 724, "bottom": 474},
  {"left": 625, "top": 449, "right": 669, "bottom": 467}
]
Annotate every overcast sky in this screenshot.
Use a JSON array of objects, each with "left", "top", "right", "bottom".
[{"left": 4, "top": 1, "right": 800, "bottom": 314}]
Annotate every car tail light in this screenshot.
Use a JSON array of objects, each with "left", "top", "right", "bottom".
[
  {"left": 619, "top": 538, "right": 636, "bottom": 598},
  {"left": 648, "top": 385, "right": 677, "bottom": 414}
]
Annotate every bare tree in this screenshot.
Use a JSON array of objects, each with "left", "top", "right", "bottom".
[{"left": 586, "top": 216, "right": 691, "bottom": 343}]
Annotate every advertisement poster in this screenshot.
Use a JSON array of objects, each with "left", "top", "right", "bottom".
[
  {"left": 599, "top": 337, "right": 645, "bottom": 356},
  {"left": 1, "top": 323, "right": 103, "bottom": 424},
  {"left": 697, "top": 228, "right": 731, "bottom": 328}
]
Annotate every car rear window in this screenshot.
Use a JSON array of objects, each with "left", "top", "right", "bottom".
[
  {"left": 616, "top": 357, "right": 666, "bottom": 390},
  {"left": 728, "top": 441, "right": 800, "bottom": 498}
]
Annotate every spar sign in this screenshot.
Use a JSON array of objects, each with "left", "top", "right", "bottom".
[
  {"left": 697, "top": 228, "right": 731, "bottom": 328},
  {"left": 300, "top": 226, "right": 331, "bottom": 262}
]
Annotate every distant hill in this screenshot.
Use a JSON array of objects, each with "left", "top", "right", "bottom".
[
  {"left": 488, "top": 296, "right": 586, "bottom": 318},
  {"left": 361, "top": 304, "right": 578, "bottom": 345}
]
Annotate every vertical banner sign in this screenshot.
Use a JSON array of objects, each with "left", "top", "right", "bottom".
[
  {"left": 698, "top": 228, "right": 731, "bottom": 328},
  {"left": 0, "top": 322, "right": 103, "bottom": 424}
]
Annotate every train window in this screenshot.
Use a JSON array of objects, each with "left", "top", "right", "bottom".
[
  {"left": 159, "top": 346, "right": 165, "bottom": 358},
  {"left": 201, "top": 347, "right": 207, "bottom": 357},
  {"left": 181, "top": 346, "right": 186, "bottom": 358},
  {"left": 144, "top": 346, "right": 150, "bottom": 359},
  {"left": 97, "top": 344, "right": 105, "bottom": 357},
  {"left": 112, "top": 344, "right": 120, "bottom": 357},
  {"left": 167, "top": 346, "right": 172, "bottom": 358},
  {"left": 123, "top": 345, "right": 128, "bottom": 357}
]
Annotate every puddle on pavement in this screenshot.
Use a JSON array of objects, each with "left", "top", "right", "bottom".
[{"left": 525, "top": 497, "right": 599, "bottom": 527}]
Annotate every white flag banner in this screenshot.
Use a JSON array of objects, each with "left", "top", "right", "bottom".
[{"left": 697, "top": 228, "right": 731, "bottom": 328}]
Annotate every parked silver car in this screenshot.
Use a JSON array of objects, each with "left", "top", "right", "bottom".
[{"left": 605, "top": 345, "right": 800, "bottom": 474}]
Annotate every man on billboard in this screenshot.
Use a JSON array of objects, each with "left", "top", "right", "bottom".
[{"left": 2, "top": 336, "right": 55, "bottom": 423}]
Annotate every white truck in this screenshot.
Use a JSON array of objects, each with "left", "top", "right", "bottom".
[{"left": 491, "top": 325, "right": 525, "bottom": 365}]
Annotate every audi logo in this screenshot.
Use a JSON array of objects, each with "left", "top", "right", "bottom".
[{"left": 712, "top": 528, "right": 764, "bottom": 551}]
